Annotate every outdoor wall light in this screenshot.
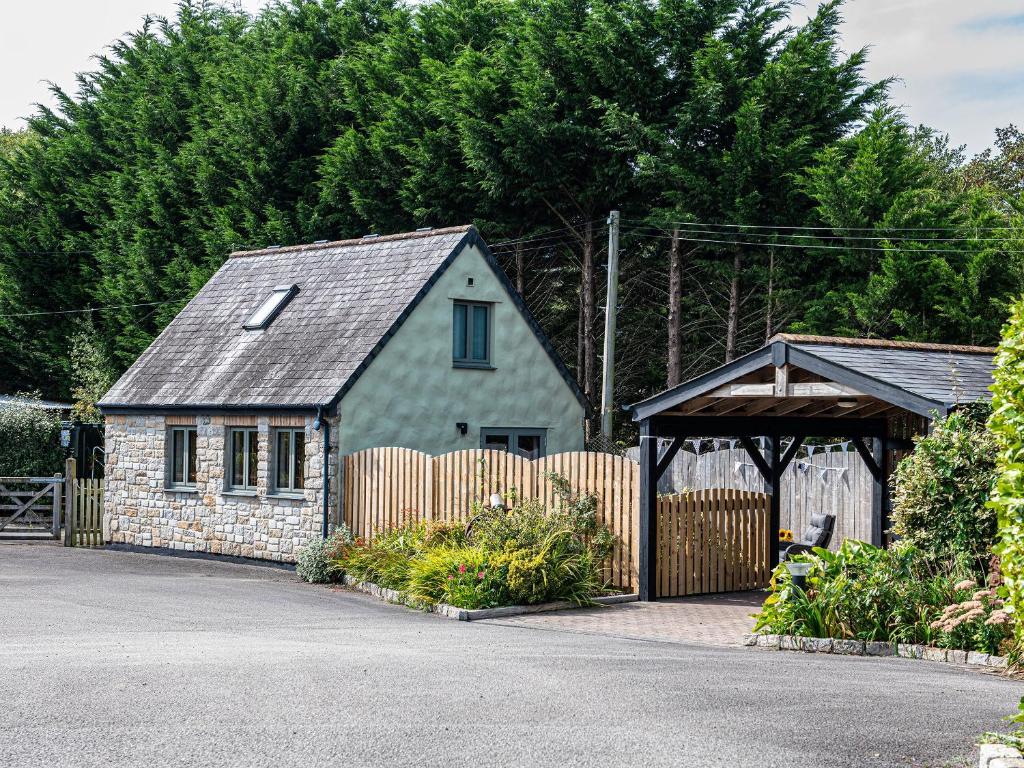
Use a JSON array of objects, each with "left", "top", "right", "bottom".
[
  {"left": 836, "top": 397, "right": 858, "bottom": 409},
  {"left": 456, "top": 422, "right": 468, "bottom": 436},
  {"left": 785, "top": 560, "right": 813, "bottom": 591}
]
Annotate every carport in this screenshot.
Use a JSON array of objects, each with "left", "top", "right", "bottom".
[{"left": 628, "top": 335, "right": 996, "bottom": 602}]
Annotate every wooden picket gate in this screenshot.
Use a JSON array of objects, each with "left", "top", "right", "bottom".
[
  {"left": 655, "top": 489, "right": 771, "bottom": 598},
  {"left": 64, "top": 476, "right": 105, "bottom": 548}
]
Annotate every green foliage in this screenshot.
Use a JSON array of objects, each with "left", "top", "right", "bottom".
[
  {"left": 68, "top": 327, "right": 116, "bottom": 422},
  {"left": 753, "top": 540, "right": 1010, "bottom": 653},
  {"left": 990, "top": 298, "right": 1024, "bottom": 647},
  {"left": 295, "top": 523, "right": 355, "bottom": 584},
  {"left": 338, "top": 476, "right": 616, "bottom": 609},
  {"left": 889, "top": 403, "right": 998, "bottom": 570},
  {"left": 0, "top": 395, "right": 64, "bottom": 477}
]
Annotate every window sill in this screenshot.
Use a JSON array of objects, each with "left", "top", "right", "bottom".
[
  {"left": 266, "top": 492, "right": 307, "bottom": 501},
  {"left": 222, "top": 489, "right": 259, "bottom": 498},
  {"left": 164, "top": 487, "right": 198, "bottom": 494},
  {"left": 453, "top": 361, "right": 496, "bottom": 371}
]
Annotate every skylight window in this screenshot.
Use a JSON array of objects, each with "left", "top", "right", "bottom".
[{"left": 243, "top": 284, "right": 298, "bottom": 330}]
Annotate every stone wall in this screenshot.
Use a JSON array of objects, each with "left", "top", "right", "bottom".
[{"left": 104, "top": 413, "right": 339, "bottom": 562}]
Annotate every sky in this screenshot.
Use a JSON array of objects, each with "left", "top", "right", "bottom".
[{"left": 1, "top": 0, "right": 1022, "bottom": 155}]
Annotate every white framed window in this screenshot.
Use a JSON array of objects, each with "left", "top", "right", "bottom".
[
  {"left": 243, "top": 284, "right": 298, "bottom": 330},
  {"left": 167, "top": 426, "right": 198, "bottom": 488},
  {"left": 453, "top": 300, "right": 491, "bottom": 367},
  {"left": 226, "top": 428, "right": 258, "bottom": 491},
  {"left": 481, "top": 428, "right": 546, "bottom": 459},
  {"left": 272, "top": 428, "right": 305, "bottom": 493}
]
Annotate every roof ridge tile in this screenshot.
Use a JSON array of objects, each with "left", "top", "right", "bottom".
[{"left": 229, "top": 225, "right": 473, "bottom": 259}]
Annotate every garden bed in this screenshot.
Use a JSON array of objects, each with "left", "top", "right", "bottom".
[
  {"left": 340, "top": 573, "right": 636, "bottom": 620},
  {"left": 744, "top": 632, "right": 1010, "bottom": 670}
]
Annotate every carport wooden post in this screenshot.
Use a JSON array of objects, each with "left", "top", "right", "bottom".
[
  {"left": 871, "top": 436, "right": 885, "bottom": 547},
  {"left": 638, "top": 420, "right": 657, "bottom": 602},
  {"left": 768, "top": 436, "right": 781, "bottom": 571}
]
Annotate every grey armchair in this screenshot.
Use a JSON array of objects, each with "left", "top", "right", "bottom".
[{"left": 781, "top": 513, "right": 836, "bottom": 560}]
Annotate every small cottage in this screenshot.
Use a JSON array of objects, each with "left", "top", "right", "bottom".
[{"left": 98, "top": 225, "right": 587, "bottom": 561}]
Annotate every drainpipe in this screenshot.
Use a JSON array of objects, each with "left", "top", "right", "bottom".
[{"left": 314, "top": 406, "right": 330, "bottom": 539}]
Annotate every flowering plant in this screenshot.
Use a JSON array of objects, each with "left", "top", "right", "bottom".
[{"left": 930, "top": 558, "right": 1012, "bottom": 656}]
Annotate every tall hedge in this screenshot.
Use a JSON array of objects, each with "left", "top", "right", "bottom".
[
  {"left": 889, "top": 402, "right": 997, "bottom": 569},
  {"left": 0, "top": 397, "right": 64, "bottom": 477},
  {"left": 990, "top": 298, "right": 1024, "bottom": 643}
]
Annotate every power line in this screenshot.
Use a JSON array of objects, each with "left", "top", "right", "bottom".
[
  {"left": 627, "top": 222, "right": 1021, "bottom": 244},
  {"left": 489, "top": 220, "right": 607, "bottom": 248},
  {"left": 0, "top": 297, "right": 190, "bottom": 319},
  {"left": 621, "top": 217, "right": 1024, "bottom": 233},
  {"left": 621, "top": 227, "right": 1024, "bottom": 255}
]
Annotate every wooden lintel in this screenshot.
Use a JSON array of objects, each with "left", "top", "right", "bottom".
[{"left": 707, "top": 380, "right": 865, "bottom": 399}]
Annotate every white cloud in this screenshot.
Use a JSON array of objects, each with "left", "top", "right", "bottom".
[
  {"left": 0, "top": 1, "right": 266, "bottom": 131},
  {"left": 791, "top": 0, "right": 1024, "bottom": 152}
]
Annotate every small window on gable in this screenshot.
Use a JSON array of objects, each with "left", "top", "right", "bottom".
[
  {"left": 244, "top": 284, "right": 298, "bottom": 330},
  {"left": 453, "top": 300, "right": 491, "bottom": 367}
]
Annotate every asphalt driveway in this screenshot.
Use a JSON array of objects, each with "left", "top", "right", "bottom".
[{"left": 1, "top": 544, "right": 1019, "bottom": 768}]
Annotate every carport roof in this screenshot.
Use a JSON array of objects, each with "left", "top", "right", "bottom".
[{"left": 629, "top": 335, "right": 996, "bottom": 422}]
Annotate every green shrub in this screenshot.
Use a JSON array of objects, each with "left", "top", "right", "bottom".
[
  {"left": 752, "top": 540, "right": 1010, "bottom": 651},
  {"left": 0, "top": 394, "right": 64, "bottom": 477},
  {"left": 405, "top": 546, "right": 499, "bottom": 608},
  {"left": 295, "top": 524, "right": 354, "bottom": 584},
  {"left": 335, "top": 475, "right": 616, "bottom": 609},
  {"left": 890, "top": 402, "right": 997, "bottom": 570},
  {"left": 990, "top": 297, "right": 1024, "bottom": 652}
]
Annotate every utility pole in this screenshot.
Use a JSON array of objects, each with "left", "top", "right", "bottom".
[{"left": 600, "top": 210, "right": 620, "bottom": 440}]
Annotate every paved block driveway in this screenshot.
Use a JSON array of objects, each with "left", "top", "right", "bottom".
[
  {"left": 484, "top": 592, "right": 764, "bottom": 645},
  {"left": 2, "top": 543, "right": 1021, "bottom": 768}
]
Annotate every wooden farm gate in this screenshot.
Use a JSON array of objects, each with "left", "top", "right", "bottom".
[
  {"left": 0, "top": 476, "right": 63, "bottom": 539},
  {"left": 655, "top": 489, "right": 771, "bottom": 598},
  {"left": 343, "top": 448, "right": 639, "bottom": 592}
]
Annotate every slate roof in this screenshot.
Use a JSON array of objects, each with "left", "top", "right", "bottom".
[
  {"left": 101, "top": 225, "right": 583, "bottom": 411},
  {"left": 774, "top": 335, "right": 995, "bottom": 406},
  {"left": 630, "top": 334, "right": 996, "bottom": 421}
]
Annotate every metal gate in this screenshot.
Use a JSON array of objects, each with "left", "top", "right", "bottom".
[{"left": 0, "top": 476, "right": 63, "bottom": 539}]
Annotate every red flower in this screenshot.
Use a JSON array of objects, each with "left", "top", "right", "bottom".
[
  {"left": 447, "top": 575, "right": 454, "bottom": 580},
  {"left": 458, "top": 563, "right": 467, "bottom": 574},
  {"left": 477, "top": 571, "right": 485, "bottom": 580}
]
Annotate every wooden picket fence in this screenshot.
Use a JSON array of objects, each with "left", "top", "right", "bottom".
[
  {"left": 344, "top": 448, "right": 639, "bottom": 591},
  {"left": 343, "top": 448, "right": 771, "bottom": 595},
  {"left": 655, "top": 489, "right": 771, "bottom": 598}
]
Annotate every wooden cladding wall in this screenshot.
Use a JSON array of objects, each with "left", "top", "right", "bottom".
[
  {"left": 655, "top": 489, "right": 771, "bottom": 598},
  {"left": 343, "top": 448, "right": 768, "bottom": 595},
  {"left": 343, "top": 449, "right": 638, "bottom": 590}
]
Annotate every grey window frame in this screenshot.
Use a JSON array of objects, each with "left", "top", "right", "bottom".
[
  {"left": 452, "top": 300, "right": 493, "bottom": 368},
  {"left": 271, "top": 427, "right": 305, "bottom": 494},
  {"left": 480, "top": 427, "right": 547, "bottom": 459},
  {"left": 166, "top": 426, "right": 198, "bottom": 489},
  {"left": 226, "top": 427, "right": 259, "bottom": 492}
]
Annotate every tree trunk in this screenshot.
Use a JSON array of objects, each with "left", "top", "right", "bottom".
[
  {"left": 765, "top": 246, "right": 775, "bottom": 344},
  {"left": 725, "top": 249, "right": 742, "bottom": 363},
  {"left": 667, "top": 228, "right": 683, "bottom": 387},
  {"left": 581, "top": 220, "right": 597, "bottom": 434}
]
